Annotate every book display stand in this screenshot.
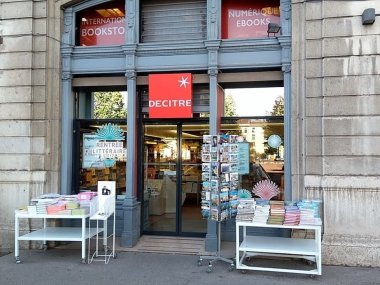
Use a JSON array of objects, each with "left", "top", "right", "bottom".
[
  {"left": 235, "top": 220, "right": 322, "bottom": 276},
  {"left": 197, "top": 134, "right": 239, "bottom": 273},
  {"left": 14, "top": 212, "right": 100, "bottom": 264},
  {"left": 87, "top": 181, "right": 117, "bottom": 264}
]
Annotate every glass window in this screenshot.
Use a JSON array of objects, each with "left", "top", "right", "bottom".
[
  {"left": 75, "top": 120, "right": 127, "bottom": 196},
  {"left": 221, "top": 0, "right": 280, "bottom": 39},
  {"left": 222, "top": 87, "right": 285, "bottom": 200},
  {"left": 76, "top": 0, "right": 125, "bottom": 46},
  {"left": 73, "top": 89, "right": 128, "bottom": 197},
  {"left": 221, "top": 117, "right": 284, "bottom": 200}
]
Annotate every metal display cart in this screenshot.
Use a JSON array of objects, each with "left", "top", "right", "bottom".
[
  {"left": 14, "top": 212, "right": 101, "bottom": 264},
  {"left": 87, "top": 192, "right": 116, "bottom": 264},
  {"left": 235, "top": 219, "right": 322, "bottom": 276},
  {"left": 87, "top": 196, "right": 116, "bottom": 264}
]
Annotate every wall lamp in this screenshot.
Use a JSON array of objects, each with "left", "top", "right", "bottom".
[
  {"left": 362, "top": 8, "right": 379, "bottom": 25},
  {"left": 267, "top": 23, "right": 281, "bottom": 37}
]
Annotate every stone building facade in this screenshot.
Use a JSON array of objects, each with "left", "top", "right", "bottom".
[{"left": 0, "top": 0, "right": 379, "bottom": 266}]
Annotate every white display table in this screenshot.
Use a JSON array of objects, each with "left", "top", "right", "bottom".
[
  {"left": 14, "top": 212, "right": 102, "bottom": 264},
  {"left": 235, "top": 220, "right": 322, "bottom": 276}
]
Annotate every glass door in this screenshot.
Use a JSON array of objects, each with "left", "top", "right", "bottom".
[
  {"left": 142, "top": 121, "right": 208, "bottom": 236},
  {"left": 180, "top": 123, "right": 207, "bottom": 234},
  {"left": 143, "top": 123, "right": 178, "bottom": 233}
]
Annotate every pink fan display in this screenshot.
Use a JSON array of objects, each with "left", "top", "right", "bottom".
[{"left": 253, "top": 180, "right": 279, "bottom": 200}]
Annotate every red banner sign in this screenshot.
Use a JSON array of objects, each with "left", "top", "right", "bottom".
[
  {"left": 78, "top": 1, "right": 125, "bottom": 46},
  {"left": 148, "top": 74, "right": 193, "bottom": 118},
  {"left": 222, "top": 0, "right": 280, "bottom": 39}
]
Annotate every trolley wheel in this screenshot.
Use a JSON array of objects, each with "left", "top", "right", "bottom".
[
  {"left": 81, "top": 258, "right": 87, "bottom": 264},
  {"left": 197, "top": 260, "right": 202, "bottom": 267},
  {"left": 228, "top": 263, "right": 235, "bottom": 272},
  {"left": 240, "top": 270, "right": 247, "bottom": 274},
  {"left": 15, "top": 257, "right": 21, "bottom": 264},
  {"left": 206, "top": 265, "right": 213, "bottom": 273},
  {"left": 309, "top": 274, "right": 315, "bottom": 279}
]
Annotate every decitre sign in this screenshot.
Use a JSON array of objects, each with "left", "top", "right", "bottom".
[{"left": 148, "top": 73, "right": 193, "bottom": 118}]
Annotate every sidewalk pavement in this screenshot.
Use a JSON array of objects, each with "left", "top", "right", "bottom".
[{"left": 1, "top": 247, "right": 379, "bottom": 285}]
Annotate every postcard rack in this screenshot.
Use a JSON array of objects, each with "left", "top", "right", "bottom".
[
  {"left": 197, "top": 134, "right": 243, "bottom": 272},
  {"left": 197, "top": 221, "right": 235, "bottom": 273}
]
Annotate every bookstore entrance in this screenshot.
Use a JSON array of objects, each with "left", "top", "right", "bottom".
[{"left": 142, "top": 120, "right": 209, "bottom": 236}]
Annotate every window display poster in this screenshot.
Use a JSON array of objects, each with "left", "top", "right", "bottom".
[
  {"left": 238, "top": 142, "right": 250, "bottom": 174},
  {"left": 83, "top": 133, "right": 126, "bottom": 168},
  {"left": 97, "top": 181, "right": 115, "bottom": 215},
  {"left": 83, "top": 134, "right": 101, "bottom": 168},
  {"left": 221, "top": 0, "right": 280, "bottom": 39},
  {"left": 78, "top": 1, "right": 125, "bottom": 46}
]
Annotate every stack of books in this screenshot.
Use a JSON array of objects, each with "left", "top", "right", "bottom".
[
  {"left": 283, "top": 203, "right": 301, "bottom": 225},
  {"left": 297, "top": 200, "right": 320, "bottom": 225},
  {"left": 47, "top": 202, "right": 66, "bottom": 214},
  {"left": 267, "top": 200, "right": 285, "bottom": 225},
  {"left": 27, "top": 206, "right": 37, "bottom": 215},
  {"left": 236, "top": 198, "right": 256, "bottom": 222},
  {"left": 36, "top": 199, "right": 59, "bottom": 215},
  {"left": 252, "top": 200, "right": 270, "bottom": 224}
]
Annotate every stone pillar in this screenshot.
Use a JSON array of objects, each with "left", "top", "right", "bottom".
[
  {"left": 126, "top": 0, "right": 138, "bottom": 44},
  {"left": 204, "top": 40, "right": 221, "bottom": 251},
  {"left": 282, "top": 63, "right": 292, "bottom": 201},
  {"left": 207, "top": 0, "right": 220, "bottom": 39},
  {"left": 60, "top": 8, "right": 75, "bottom": 195},
  {"left": 204, "top": 67, "right": 219, "bottom": 252},
  {"left": 205, "top": 40, "right": 221, "bottom": 135},
  {"left": 120, "top": 0, "right": 140, "bottom": 247},
  {"left": 60, "top": 39, "right": 74, "bottom": 195},
  {"left": 121, "top": 65, "right": 141, "bottom": 247},
  {"left": 62, "top": 8, "right": 73, "bottom": 47},
  {"left": 279, "top": 0, "right": 292, "bottom": 200}
]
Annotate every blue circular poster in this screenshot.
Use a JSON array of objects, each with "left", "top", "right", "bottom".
[{"left": 268, "top": 134, "right": 282, "bottom": 148}]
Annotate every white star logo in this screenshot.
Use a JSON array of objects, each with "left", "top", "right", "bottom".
[{"left": 178, "top": 76, "right": 190, "bottom": 88}]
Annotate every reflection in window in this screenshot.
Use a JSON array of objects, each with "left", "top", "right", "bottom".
[
  {"left": 93, "top": 91, "right": 127, "bottom": 119},
  {"left": 222, "top": 87, "right": 285, "bottom": 200},
  {"left": 76, "top": 0, "right": 125, "bottom": 46},
  {"left": 221, "top": 0, "right": 280, "bottom": 39},
  {"left": 221, "top": 118, "right": 284, "bottom": 200}
]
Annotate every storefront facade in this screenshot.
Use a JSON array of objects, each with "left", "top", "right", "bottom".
[
  {"left": 1, "top": 0, "right": 379, "bottom": 266},
  {"left": 60, "top": 0, "right": 290, "bottom": 249}
]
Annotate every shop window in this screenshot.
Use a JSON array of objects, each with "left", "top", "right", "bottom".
[
  {"left": 93, "top": 91, "right": 127, "bottom": 119},
  {"left": 221, "top": 0, "right": 280, "bottom": 39},
  {"left": 222, "top": 87, "right": 285, "bottom": 199},
  {"left": 73, "top": 89, "right": 128, "bottom": 196},
  {"left": 224, "top": 87, "right": 284, "bottom": 117},
  {"left": 77, "top": 121, "right": 127, "bottom": 196},
  {"left": 76, "top": 0, "right": 125, "bottom": 46},
  {"left": 140, "top": 0, "right": 207, "bottom": 43}
]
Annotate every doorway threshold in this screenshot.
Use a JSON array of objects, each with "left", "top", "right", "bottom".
[{"left": 116, "top": 236, "right": 207, "bottom": 255}]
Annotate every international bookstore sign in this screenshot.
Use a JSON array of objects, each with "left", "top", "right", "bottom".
[
  {"left": 221, "top": 0, "right": 280, "bottom": 39},
  {"left": 148, "top": 73, "right": 193, "bottom": 119},
  {"left": 78, "top": 1, "right": 125, "bottom": 46}
]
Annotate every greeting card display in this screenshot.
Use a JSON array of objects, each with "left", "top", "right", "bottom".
[{"left": 201, "top": 134, "right": 240, "bottom": 221}]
